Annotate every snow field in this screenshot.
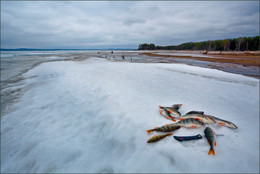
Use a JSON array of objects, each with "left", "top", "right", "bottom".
[{"left": 1, "top": 58, "right": 259, "bottom": 173}]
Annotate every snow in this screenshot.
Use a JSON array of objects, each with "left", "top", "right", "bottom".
[{"left": 1, "top": 57, "right": 259, "bottom": 173}]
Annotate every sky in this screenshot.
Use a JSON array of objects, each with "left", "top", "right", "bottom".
[{"left": 1, "top": 1, "right": 259, "bottom": 49}]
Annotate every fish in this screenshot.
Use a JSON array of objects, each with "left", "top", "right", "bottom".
[
  {"left": 204, "top": 127, "right": 216, "bottom": 156},
  {"left": 175, "top": 118, "right": 205, "bottom": 128},
  {"left": 147, "top": 124, "right": 181, "bottom": 134},
  {"left": 147, "top": 133, "right": 173, "bottom": 143},
  {"left": 159, "top": 104, "right": 182, "bottom": 117},
  {"left": 171, "top": 111, "right": 216, "bottom": 124},
  {"left": 208, "top": 115, "right": 238, "bottom": 129},
  {"left": 159, "top": 108, "right": 175, "bottom": 121}
]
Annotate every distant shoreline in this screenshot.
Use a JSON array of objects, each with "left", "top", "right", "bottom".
[
  {"left": 140, "top": 50, "right": 260, "bottom": 66},
  {"left": 0, "top": 48, "right": 136, "bottom": 51}
]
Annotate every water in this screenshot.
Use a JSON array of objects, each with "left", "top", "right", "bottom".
[{"left": 0, "top": 50, "right": 98, "bottom": 115}]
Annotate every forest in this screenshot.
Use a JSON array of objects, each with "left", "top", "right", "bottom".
[{"left": 138, "top": 36, "right": 259, "bottom": 51}]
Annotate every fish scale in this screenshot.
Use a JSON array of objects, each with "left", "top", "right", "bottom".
[{"left": 175, "top": 118, "right": 205, "bottom": 128}]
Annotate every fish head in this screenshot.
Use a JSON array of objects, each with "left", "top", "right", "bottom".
[
  {"left": 204, "top": 127, "right": 213, "bottom": 134},
  {"left": 225, "top": 121, "right": 238, "bottom": 129}
]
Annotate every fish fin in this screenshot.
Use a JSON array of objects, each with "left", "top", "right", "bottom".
[
  {"left": 170, "top": 117, "right": 177, "bottom": 122},
  {"left": 159, "top": 106, "right": 163, "bottom": 108},
  {"left": 155, "top": 127, "right": 159, "bottom": 128},
  {"left": 214, "top": 141, "right": 216, "bottom": 146},
  {"left": 195, "top": 118, "right": 201, "bottom": 121},
  {"left": 165, "top": 124, "right": 170, "bottom": 126},
  {"left": 146, "top": 129, "right": 152, "bottom": 134},
  {"left": 190, "top": 125, "right": 197, "bottom": 128},
  {"left": 172, "top": 104, "right": 183, "bottom": 109},
  {"left": 186, "top": 111, "right": 204, "bottom": 115},
  {"left": 208, "top": 149, "right": 215, "bottom": 156},
  {"left": 180, "top": 118, "right": 184, "bottom": 121},
  {"left": 218, "top": 122, "right": 225, "bottom": 126},
  {"left": 169, "top": 116, "right": 175, "bottom": 120},
  {"left": 167, "top": 133, "right": 173, "bottom": 136}
]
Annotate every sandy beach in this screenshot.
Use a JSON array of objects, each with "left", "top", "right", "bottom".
[{"left": 140, "top": 50, "right": 260, "bottom": 66}]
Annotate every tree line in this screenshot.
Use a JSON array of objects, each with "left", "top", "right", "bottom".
[{"left": 138, "top": 36, "right": 259, "bottom": 51}]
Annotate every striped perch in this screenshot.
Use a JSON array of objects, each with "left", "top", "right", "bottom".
[
  {"left": 146, "top": 124, "right": 181, "bottom": 134},
  {"left": 159, "top": 104, "right": 182, "bottom": 117},
  {"left": 159, "top": 108, "right": 175, "bottom": 121},
  {"left": 175, "top": 118, "right": 205, "bottom": 128},
  {"left": 147, "top": 133, "right": 173, "bottom": 143}
]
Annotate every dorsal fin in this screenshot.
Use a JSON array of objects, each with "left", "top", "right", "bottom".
[
  {"left": 185, "top": 111, "right": 204, "bottom": 115},
  {"left": 171, "top": 104, "right": 182, "bottom": 110}
]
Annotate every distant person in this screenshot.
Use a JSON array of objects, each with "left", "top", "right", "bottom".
[{"left": 122, "top": 55, "right": 125, "bottom": 60}]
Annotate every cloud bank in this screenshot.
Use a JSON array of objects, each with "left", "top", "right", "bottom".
[{"left": 1, "top": 1, "right": 259, "bottom": 49}]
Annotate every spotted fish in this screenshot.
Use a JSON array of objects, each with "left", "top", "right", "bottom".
[
  {"left": 147, "top": 124, "right": 181, "bottom": 134},
  {"left": 204, "top": 127, "right": 216, "bottom": 156},
  {"left": 175, "top": 118, "right": 205, "bottom": 128},
  {"left": 147, "top": 133, "right": 173, "bottom": 143}
]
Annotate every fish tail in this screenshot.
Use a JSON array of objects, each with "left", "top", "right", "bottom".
[
  {"left": 208, "top": 148, "right": 215, "bottom": 156},
  {"left": 159, "top": 106, "right": 163, "bottom": 108},
  {"left": 170, "top": 116, "right": 177, "bottom": 122},
  {"left": 146, "top": 129, "right": 153, "bottom": 134},
  {"left": 167, "top": 133, "right": 173, "bottom": 136}
]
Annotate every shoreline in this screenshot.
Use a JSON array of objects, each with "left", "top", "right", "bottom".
[
  {"left": 135, "top": 51, "right": 259, "bottom": 78},
  {"left": 140, "top": 51, "right": 260, "bottom": 66}
]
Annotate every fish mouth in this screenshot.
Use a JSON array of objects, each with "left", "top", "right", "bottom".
[{"left": 228, "top": 123, "right": 238, "bottom": 129}]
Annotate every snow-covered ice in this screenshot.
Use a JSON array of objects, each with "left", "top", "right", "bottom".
[{"left": 1, "top": 57, "right": 259, "bottom": 173}]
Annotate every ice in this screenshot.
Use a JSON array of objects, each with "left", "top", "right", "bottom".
[{"left": 1, "top": 57, "right": 259, "bottom": 173}]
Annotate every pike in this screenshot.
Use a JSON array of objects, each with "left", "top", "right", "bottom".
[
  {"left": 159, "top": 104, "right": 182, "bottom": 117},
  {"left": 175, "top": 118, "right": 205, "bottom": 128},
  {"left": 204, "top": 127, "right": 217, "bottom": 156},
  {"left": 207, "top": 115, "right": 238, "bottom": 129},
  {"left": 146, "top": 124, "right": 181, "bottom": 134},
  {"left": 147, "top": 133, "right": 173, "bottom": 143},
  {"left": 171, "top": 111, "right": 216, "bottom": 124}
]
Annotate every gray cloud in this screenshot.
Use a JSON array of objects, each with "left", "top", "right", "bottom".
[{"left": 1, "top": 1, "right": 259, "bottom": 49}]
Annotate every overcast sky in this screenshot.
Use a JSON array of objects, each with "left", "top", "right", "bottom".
[{"left": 1, "top": 1, "right": 259, "bottom": 49}]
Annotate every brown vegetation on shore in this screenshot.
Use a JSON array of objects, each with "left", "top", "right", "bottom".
[{"left": 141, "top": 51, "right": 260, "bottom": 66}]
